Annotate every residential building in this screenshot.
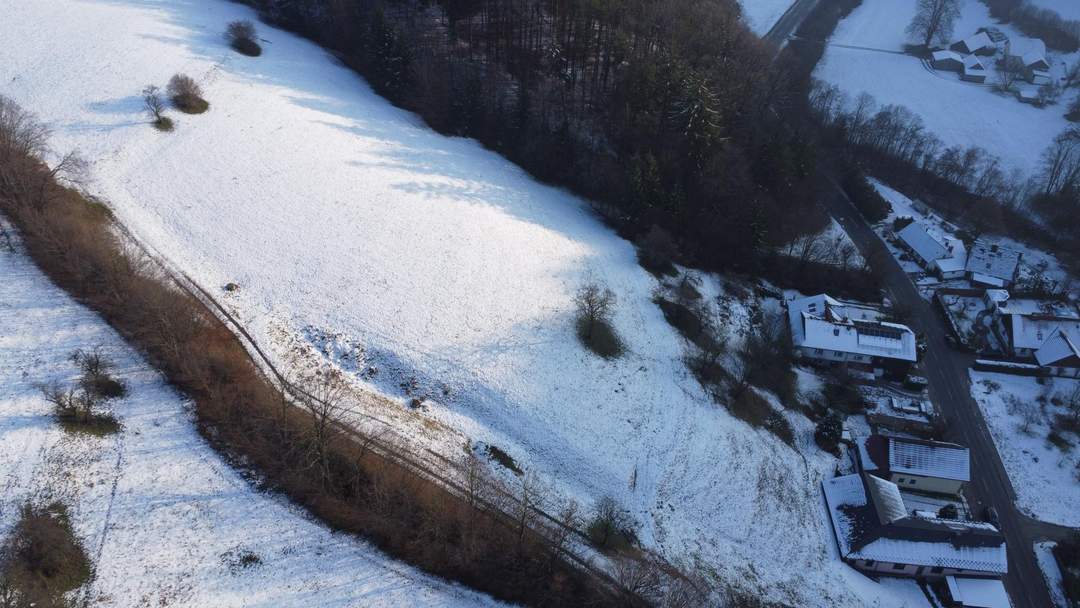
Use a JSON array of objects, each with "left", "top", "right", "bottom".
[
  {"left": 1034, "top": 328, "right": 1080, "bottom": 378},
  {"left": 896, "top": 222, "right": 966, "bottom": 279},
  {"left": 857, "top": 435, "right": 970, "bottom": 496},
  {"left": 787, "top": 294, "right": 917, "bottom": 378},
  {"left": 989, "top": 294, "right": 1080, "bottom": 361},
  {"left": 964, "top": 241, "right": 1021, "bottom": 287},
  {"left": 823, "top": 473, "right": 1007, "bottom": 579}
]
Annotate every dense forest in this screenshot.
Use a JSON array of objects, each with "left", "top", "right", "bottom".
[{"left": 238, "top": 0, "right": 831, "bottom": 279}]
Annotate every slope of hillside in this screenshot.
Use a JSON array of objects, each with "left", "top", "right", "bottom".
[
  {"left": 0, "top": 229, "right": 504, "bottom": 607},
  {"left": 2, "top": 1, "right": 924, "bottom": 604}
]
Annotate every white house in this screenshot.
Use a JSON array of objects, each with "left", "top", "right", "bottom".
[
  {"left": 857, "top": 434, "right": 970, "bottom": 496},
  {"left": 896, "top": 222, "right": 967, "bottom": 279},
  {"left": 787, "top": 294, "right": 918, "bottom": 378},
  {"left": 951, "top": 32, "right": 995, "bottom": 55},
  {"left": 823, "top": 473, "right": 1007, "bottom": 579},
  {"left": 932, "top": 50, "right": 964, "bottom": 72},
  {"left": 962, "top": 55, "right": 987, "bottom": 83},
  {"left": 965, "top": 241, "right": 1021, "bottom": 287}
]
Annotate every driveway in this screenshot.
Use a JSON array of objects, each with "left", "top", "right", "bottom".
[{"left": 820, "top": 177, "right": 1062, "bottom": 608}]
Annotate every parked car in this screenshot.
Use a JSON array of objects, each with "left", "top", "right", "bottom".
[{"left": 904, "top": 374, "right": 929, "bottom": 391}]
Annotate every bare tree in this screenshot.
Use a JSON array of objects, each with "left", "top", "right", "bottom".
[
  {"left": 588, "top": 495, "right": 633, "bottom": 549},
  {"left": 1039, "top": 127, "right": 1080, "bottom": 195},
  {"left": 226, "top": 20, "right": 262, "bottom": 56},
  {"left": 301, "top": 369, "right": 349, "bottom": 488},
  {"left": 142, "top": 85, "right": 172, "bottom": 131},
  {"left": 1064, "top": 383, "right": 1080, "bottom": 425},
  {"left": 574, "top": 282, "right": 616, "bottom": 337},
  {"left": 906, "top": 0, "right": 962, "bottom": 48},
  {"left": 167, "top": 74, "right": 208, "bottom": 113},
  {"left": 996, "top": 57, "right": 1024, "bottom": 93}
]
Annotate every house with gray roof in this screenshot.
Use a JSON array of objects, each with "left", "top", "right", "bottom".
[
  {"left": 965, "top": 241, "right": 1021, "bottom": 287},
  {"left": 822, "top": 473, "right": 1007, "bottom": 579}
]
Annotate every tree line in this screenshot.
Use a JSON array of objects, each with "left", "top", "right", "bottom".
[{"left": 239, "top": 0, "right": 829, "bottom": 276}]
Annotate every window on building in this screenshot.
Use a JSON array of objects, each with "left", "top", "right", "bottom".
[
  {"left": 865, "top": 560, "right": 875, "bottom": 567},
  {"left": 909, "top": 479, "right": 916, "bottom": 484},
  {"left": 896, "top": 477, "right": 905, "bottom": 483},
  {"left": 815, "top": 349, "right": 823, "bottom": 354},
  {"left": 892, "top": 563, "right": 906, "bottom": 570},
  {"left": 833, "top": 328, "right": 840, "bottom": 336},
  {"left": 931, "top": 567, "right": 943, "bottom": 574}
]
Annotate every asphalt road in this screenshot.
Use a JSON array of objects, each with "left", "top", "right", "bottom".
[
  {"left": 763, "top": 0, "right": 821, "bottom": 49},
  {"left": 820, "top": 177, "right": 1061, "bottom": 608}
]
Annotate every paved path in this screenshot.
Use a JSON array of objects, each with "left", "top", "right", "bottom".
[{"left": 819, "top": 175, "right": 1062, "bottom": 608}]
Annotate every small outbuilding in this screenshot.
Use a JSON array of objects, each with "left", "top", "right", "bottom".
[
  {"left": 932, "top": 50, "right": 964, "bottom": 72},
  {"left": 951, "top": 32, "right": 995, "bottom": 55},
  {"left": 943, "top": 576, "right": 1011, "bottom": 608},
  {"left": 961, "top": 55, "right": 987, "bottom": 83}
]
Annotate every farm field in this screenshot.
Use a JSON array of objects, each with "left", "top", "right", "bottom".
[
  {"left": 815, "top": 0, "right": 1075, "bottom": 177},
  {"left": 0, "top": 0, "right": 934, "bottom": 604}
]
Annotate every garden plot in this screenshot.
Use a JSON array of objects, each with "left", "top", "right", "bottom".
[
  {"left": 0, "top": 235, "right": 502, "bottom": 608},
  {"left": 937, "top": 292, "right": 1003, "bottom": 352},
  {"left": 0, "top": 0, "right": 933, "bottom": 604},
  {"left": 969, "top": 371, "right": 1080, "bottom": 527},
  {"left": 815, "top": 0, "right": 1075, "bottom": 177}
]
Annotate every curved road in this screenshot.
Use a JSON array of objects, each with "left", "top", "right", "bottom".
[{"left": 821, "top": 175, "right": 1068, "bottom": 608}]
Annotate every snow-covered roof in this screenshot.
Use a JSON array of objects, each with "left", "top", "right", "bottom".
[
  {"left": 954, "top": 32, "right": 993, "bottom": 53},
  {"left": 898, "top": 222, "right": 948, "bottom": 264},
  {"left": 962, "top": 54, "right": 985, "bottom": 71},
  {"left": 1002, "top": 304, "right": 1080, "bottom": 352},
  {"left": 985, "top": 289, "right": 1010, "bottom": 304},
  {"left": 865, "top": 475, "right": 907, "bottom": 524},
  {"left": 788, "top": 295, "right": 916, "bottom": 362},
  {"left": 965, "top": 241, "right": 1020, "bottom": 285},
  {"left": 823, "top": 474, "right": 1007, "bottom": 574},
  {"left": 1007, "top": 37, "right": 1047, "bottom": 68},
  {"left": 1035, "top": 329, "right": 1080, "bottom": 367},
  {"left": 932, "top": 50, "right": 962, "bottom": 63},
  {"left": 889, "top": 437, "right": 970, "bottom": 482},
  {"left": 945, "top": 576, "right": 1011, "bottom": 608},
  {"left": 997, "top": 297, "right": 1080, "bottom": 319},
  {"left": 935, "top": 238, "right": 968, "bottom": 273},
  {"left": 860, "top": 435, "right": 970, "bottom": 482}
]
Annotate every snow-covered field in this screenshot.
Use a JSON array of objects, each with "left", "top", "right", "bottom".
[
  {"left": 815, "top": 0, "right": 1074, "bottom": 176},
  {"left": 1, "top": 1, "right": 931, "bottom": 604},
  {"left": 739, "top": 0, "right": 797, "bottom": 35},
  {"left": 969, "top": 371, "right": 1080, "bottom": 527},
  {"left": 0, "top": 231, "right": 502, "bottom": 607}
]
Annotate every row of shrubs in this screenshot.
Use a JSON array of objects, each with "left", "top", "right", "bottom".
[
  {"left": 142, "top": 21, "right": 260, "bottom": 131},
  {"left": 0, "top": 95, "right": 628, "bottom": 607}
]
